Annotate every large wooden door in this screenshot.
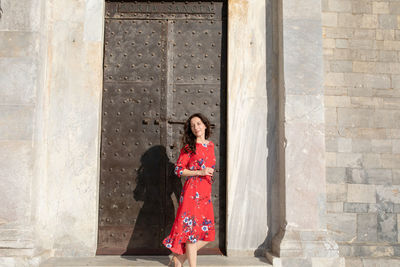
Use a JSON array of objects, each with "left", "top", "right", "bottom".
[{"left": 97, "top": 1, "right": 227, "bottom": 255}]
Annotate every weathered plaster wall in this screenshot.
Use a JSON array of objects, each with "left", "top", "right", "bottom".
[
  {"left": 227, "top": 0, "right": 269, "bottom": 256},
  {"left": 33, "top": 0, "right": 104, "bottom": 258},
  {"left": 0, "top": 0, "right": 42, "bottom": 265},
  {"left": 322, "top": 0, "right": 400, "bottom": 257}
]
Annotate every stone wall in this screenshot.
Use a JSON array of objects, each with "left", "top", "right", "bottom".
[
  {"left": 322, "top": 0, "right": 400, "bottom": 256},
  {"left": 0, "top": 0, "right": 44, "bottom": 266}
]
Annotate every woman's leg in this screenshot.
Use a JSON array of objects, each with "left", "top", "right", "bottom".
[
  {"left": 176, "top": 240, "right": 209, "bottom": 266},
  {"left": 176, "top": 240, "right": 209, "bottom": 265},
  {"left": 185, "top": 241, "right": 197, "bottom": 267}
]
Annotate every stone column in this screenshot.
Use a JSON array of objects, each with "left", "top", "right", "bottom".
[
  {"left": 226, "top": 0, "right": 268, "bottom": 256},
  {"left": 269, "top": 0, "right": 343, "bottom": 265}
]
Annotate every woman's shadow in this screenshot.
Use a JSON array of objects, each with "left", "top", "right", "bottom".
[{"left": 123, "top": 145, "right": 183, "bottom": 257}]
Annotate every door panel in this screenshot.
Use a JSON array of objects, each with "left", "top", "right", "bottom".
[{"left": 98, "top": 1, "right": 226, "bottom": 255}]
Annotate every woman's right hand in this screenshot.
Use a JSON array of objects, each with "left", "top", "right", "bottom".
[{"left": 199, "top": 167, "right": 214, "bottom": 177}]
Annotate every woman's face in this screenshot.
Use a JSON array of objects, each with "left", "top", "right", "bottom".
[{"left": 190, "top": 116, "right": 207, "bottom": 138}]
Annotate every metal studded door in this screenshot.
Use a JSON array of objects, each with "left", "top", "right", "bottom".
[{"left": 98, "top": 1, "right": 226, "bottom": 255}]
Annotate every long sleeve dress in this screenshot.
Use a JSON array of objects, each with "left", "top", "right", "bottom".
[{"left": 162, "top": 141, "right": 216, "bottom": 255}]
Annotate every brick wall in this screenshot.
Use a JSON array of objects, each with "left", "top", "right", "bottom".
[{"left": 322, "top": 0, "right": 400, "bottom": 257}]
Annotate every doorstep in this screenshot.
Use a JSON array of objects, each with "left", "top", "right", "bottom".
[{"left": 40, "top": 255, "right": 272, "bottom": 267}]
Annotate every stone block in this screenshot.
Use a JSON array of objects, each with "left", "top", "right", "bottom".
[
  {"left": 365, "top": 168, "right": 392, "bottom": 185},
  {"left": 372, "top": 194, "right": 394, "bottom": 213},
  {"left": 324, "top": 86, "right": 347, "bottom": 96},
  {"left": 351, "top": 139, "right": 371, "bottom": 153},
  {"left": 354, "top": 29, "right": 376, "bottom": 40},
  {"left": 337, "top": 108, "right": 373, "bottom": 128},
  {"left": 392, "top": 129, "right": 400, "bottom": 138},
  {"left": 393, "top": 169, "right": 400, "bottom": 185},
  {"left": 325, "top": 73, "right": 345, "bottom": 86},
  {"left": 327, "top": 201, "right": 344, "bottom": 213},
  {"left": 335, "top": 39, "right": 348, "bottom": 49},
  {"left": 373, "top": 2, "right": 389, "bottom": 14},
  {"left": 363, "top": 74, "right": 391, "bottom": 89},
  {"left": 0, "top": 0, "right": 41, "bottom": 31},
  {"left": 325, "top": 108, "right": 337, "bottom": 127},
  {"left": 350, "top": 97, "right": 381, "bottom": 109},
  {"left": 376, "top": 185, "right": 400, "bottom": 204},
  {"left": 379, "top": 50, "right": 398, "bottom": 61},
  {"left": 376, "top": 29, "right": 394, "bottom": 40},
  {"left": 328, "top": 0, "right": 352, "bottom": 12},
  {"left": 382, "top": 98, "right": 400, "bottom": 109},
  {"left": 346, "top": 168, "right": 368, "bottom": 184},
  {"left": 379, "top": 15, "right": 398, "bottom": 29},
  {"left": 344, "top": 202, "right": 369, "bottom": 213},
  {"left": 393, "top": 75, "right": 400, "bottom": 89},
  {"left": 0, "top": 141, "right": 32, "bottom": 224},
  {"left": 325, "top": 96, "right": 351, "bottom": 107},
  {"left": 322, "top": 13, "right": 338, "bottom": 27},
  {"left": 330, "top": 61, "right": 352, "bottom": 73},
  {"left": 336, "top": 153, "right": 363, "bottom": 168},
  {"left": 338, "top": 137, "right": 352, "bottom": 152},
  {"left": 333, "top": 48, "right": 351, "bottom": 60},
  {"left": 390, "top": 3, "right": 400, "bottom": 15},
  {"left": 0, "top": 58, "right": 37, "bottom": 105},
  {"left": 0, "top": 31, "right": 38, "bottom": 58},
  {"left": 324, "top": 28, "right": 353, "bottom": 39},
  {"left": 325, "top": 136, "right": 338, "bottom": 152},
  {"left": 347, "top": 184, "right": 376, "bottom": 203},
  {"left": 349, "top": 49, "right": 378, "bottom": 61},
  {"left": 353, "top": 61, "right": 376, "bottom": 73},
  {"left": 394, "top": 203, "right": 400, "bottom": 212},
  {"left": 371, "top": 139, "right": 392, "bottom": 153},
  {"left": 0, "top": 105, "right": 34, "bottom": 140},
  {"left": 326, "top": 152, "right": 337, "bottom": 167},
  {"left": 326, "top": 167, "right": 346, "bottom": 183},
  {"left": 378, "top": 213, "right": 397, "bottom": 242},
  {"left": 327, "top": 183, "right": 347, "bottom": 201},
  {"left": 327, "top": 213, "right": 357, "bottom": 241},
  {"left": 373, "top": 110, "right": 397, "bottom": 128},
  {"left": 381, "top": 154, "right": 400, "bottom": 169},
  {"left": 311, "top": 257, "right": 345, "bottom": 267},
  {"left": 361, "top": 14, "right": 378, "bottom": 28},
  {"left": 398, "top": 214, "right": 400, "bottom": 243},
  {"left": 383, "top": 40, "right": 400, "bottom": 50},
  {"left": 338, "top": 14, "right": 362, "bottom": 28},
  {"left": 352, "top": 1, "right": 372, "bottom": 14},
  {"left": 357, "top": 213, "right": 377, "bottom": 242},
  {"left": 323, "top": 38, "right": 336, "bottom": 49},
  {"left": 344, "top": 257, "right": 362, "bottom": 267}
]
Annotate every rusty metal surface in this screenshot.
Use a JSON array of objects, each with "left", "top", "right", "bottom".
[{"left": 99, "top": 0, "right": 226, "bottom": 255}]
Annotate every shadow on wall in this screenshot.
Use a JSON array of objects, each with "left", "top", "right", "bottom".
[
  {"left": 255, "top": 0, "right": 281, "bottom": 256},
  {"left": 122, "top": 145, "right": 182, "bottom": 255}
]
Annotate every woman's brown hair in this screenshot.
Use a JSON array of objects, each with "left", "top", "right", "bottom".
[{"left": 182, "top": 113, "right": 211, "bottom": 154}]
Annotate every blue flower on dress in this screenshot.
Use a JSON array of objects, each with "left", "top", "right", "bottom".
[
  {"left": 201, "top": 164, "right": 206, "bottom": 169},
  {"left": 166, "top": 243, "right": 172, "bottom": 248},
  {"left": 183, "top": 217, "right": 189, "bottom": 223},
  {"left": 189, "top": 235, "right": 197, "bottom": 242},
  {"left": 202, "top": 143, "right": 207, "bottom": 147},
  {"left": 195, "top": 192, "right": 199, "bottom": 199},
  {"left": 187, "top": 219, "right": 193, "bottom": 226},
  {"left": 202, "top": 226, "right": 208, "bottom": 231}
]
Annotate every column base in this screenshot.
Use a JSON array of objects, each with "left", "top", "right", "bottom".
[
  {"left": 266, "top": 251, "right": 345, "bottom": 267},
  {"left": 272, "top": 229, "right": 339, "bottom": 257}
]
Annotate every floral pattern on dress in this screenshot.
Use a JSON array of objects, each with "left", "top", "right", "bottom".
[{"left": 162, "top": 141, "right": 216, "bottom": 255}]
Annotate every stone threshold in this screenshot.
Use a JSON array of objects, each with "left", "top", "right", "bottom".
[{"left": 40, "top": 255, "right": 272, "bottom": 267}]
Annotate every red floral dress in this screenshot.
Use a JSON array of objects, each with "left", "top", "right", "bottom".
[{"left": 162, "top": 141, "right": 216, "bottom": 255}]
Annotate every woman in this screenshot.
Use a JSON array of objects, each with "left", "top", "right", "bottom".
[{"left": 163, "top": 113, "right": 216, "bottom": 267}]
